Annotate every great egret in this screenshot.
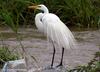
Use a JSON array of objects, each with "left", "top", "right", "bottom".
[{"left": 28, "top": 4, "right": 76, "bottom": 68}]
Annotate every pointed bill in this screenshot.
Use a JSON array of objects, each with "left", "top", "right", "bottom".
[{"left": 28, "top": 4, "right": 38, "bottom": 9}]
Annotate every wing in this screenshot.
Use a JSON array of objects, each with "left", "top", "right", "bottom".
[{"left": 42, "top": 13, "right": 76, "bottom": 49}]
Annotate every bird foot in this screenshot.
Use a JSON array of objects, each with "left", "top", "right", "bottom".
[
  {"left": 44, "top": 66, "right": 54, "bottom": 70},
  {"left": 56, "top": 64, "right": 63, "bottom": 68}
]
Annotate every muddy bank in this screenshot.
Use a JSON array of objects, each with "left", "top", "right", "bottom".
[{"left": 0, "top": 28, "right": 100, "bottom": 71}]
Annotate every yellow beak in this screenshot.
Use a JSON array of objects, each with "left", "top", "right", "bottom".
[{"left": 28, "top": 5, "right": 38, "bottom": 9}]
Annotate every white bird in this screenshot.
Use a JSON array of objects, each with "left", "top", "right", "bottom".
[{"left": 28, "top": 4, "right": 76, "bottom": 68}]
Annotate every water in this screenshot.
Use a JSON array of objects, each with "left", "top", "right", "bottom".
[{"left": 0, "top": 28, "right": 100, "bottom": 72}]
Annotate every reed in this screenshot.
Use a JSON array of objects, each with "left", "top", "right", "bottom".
[{"left": 0, "top": 0, "right": 100, "bottom": 28}]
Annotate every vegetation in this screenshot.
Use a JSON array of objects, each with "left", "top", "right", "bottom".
[
  {"left": 0, "top": 0, "right": 100, "bottom": 71},
  {"left": 0, "top": 46, "right": 19, "bottom": 68},
  {"left": 0, "top": 0, "right": 100, "bottom": 29},
  {"left": 68, "top": 51, "right": 100, "bottom": 72}
]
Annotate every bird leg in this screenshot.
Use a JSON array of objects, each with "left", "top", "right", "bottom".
[
  {"left": 51, "top": 44, "right": 56, "bottom": 68},
  {"left": 56, "top": 47, "right": 64, "bottom": 67}
]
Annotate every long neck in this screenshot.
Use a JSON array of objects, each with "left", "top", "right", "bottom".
[
  {"left": 35, "top": 13, "right": 43, "bottom": 24},
  {"left": 35, "top": 13, "right": 44, "bottom": 32},
  {"left": 42, "top": 6, "right": 49, "bottom": 13}
]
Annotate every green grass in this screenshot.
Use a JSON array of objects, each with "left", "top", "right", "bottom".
[
  {"left": 0, "top": 46, "right": 19, "bottom": 68},
  {"left": 0, "top": 0, "right": 100, "bottom": 29},
  {"left": 68, "top": 51, "right": 100, "bottom": 72}
]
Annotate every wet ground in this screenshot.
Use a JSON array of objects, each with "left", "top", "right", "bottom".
[{"left": 0, "top": 28, "right": 100, "bottom": 72}]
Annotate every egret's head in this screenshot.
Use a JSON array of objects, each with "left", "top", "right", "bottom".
[{"left": 28, "top": 4, "right": 49, "bottom": 13}]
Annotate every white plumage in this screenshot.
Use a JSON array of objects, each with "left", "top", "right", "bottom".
[
  {"left": 35, "top": 13, "right": 76, "bottom": 49},
  {"left": 28, "top": 4, "right": 76, "bottom": 67}
]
